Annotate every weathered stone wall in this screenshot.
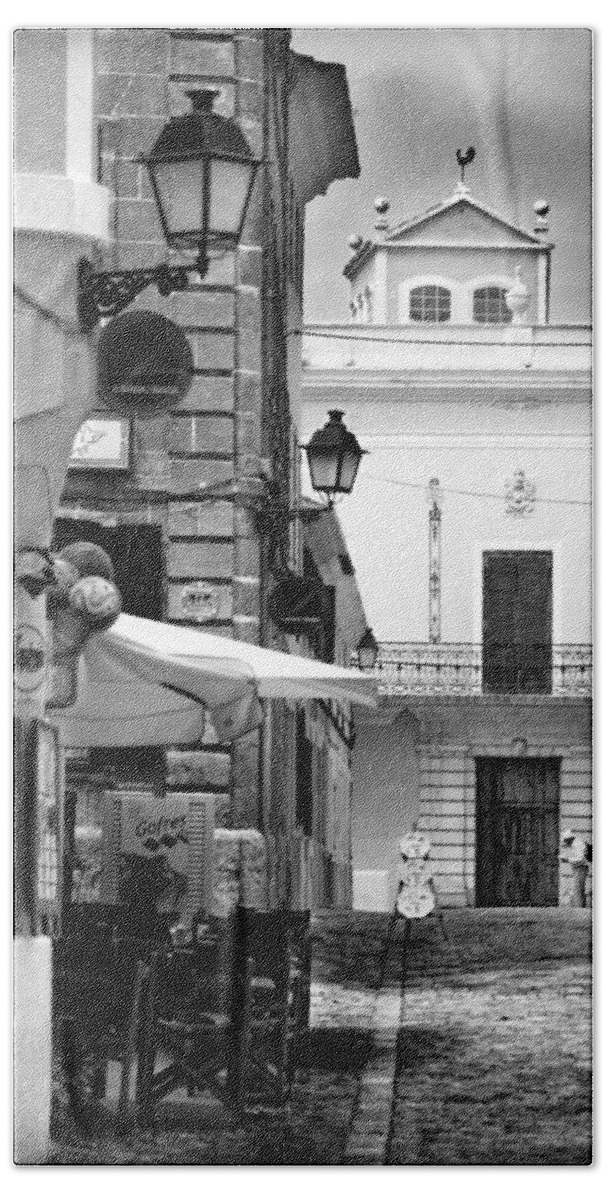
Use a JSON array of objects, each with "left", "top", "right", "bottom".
[
  {"left": 93, "top": 30, "right": 272, "bottom": 833},
  {"left": 57, "top": 30, "right": 356, "bottom": 914},
  {"left": 63, "top": 29, "right": 306, "bottom": 907}
]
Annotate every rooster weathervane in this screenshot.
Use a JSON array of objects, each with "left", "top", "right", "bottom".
[{"left": 456, "top": 146, "right": 475, "bottom": 184}]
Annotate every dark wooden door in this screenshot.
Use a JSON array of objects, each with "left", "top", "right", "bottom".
[
  {"left": 476, "top": 758, "right": 560, "bottom": 906},
  {"left": 482, "top": 551, "right": 552, "bottom": 693}
]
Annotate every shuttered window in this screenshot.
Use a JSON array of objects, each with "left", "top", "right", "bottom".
[{"left": 482, "top": 551, "right": 553, "bottom": 693}]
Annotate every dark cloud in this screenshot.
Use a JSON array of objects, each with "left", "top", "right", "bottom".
[{"left": 293, "top": 28, "right": 591, "bottom": 324}]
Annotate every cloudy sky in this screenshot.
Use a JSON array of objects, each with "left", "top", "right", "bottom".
[{"left": 292, "top": 28, "right": 592, "bottom": 325}]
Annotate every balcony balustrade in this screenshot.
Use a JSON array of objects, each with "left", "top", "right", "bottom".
[{"left": 359, "top": 642, "right": 592, "bottom": 698}]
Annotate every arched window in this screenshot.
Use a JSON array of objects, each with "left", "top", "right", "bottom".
[
  {"left": 473, "top": 285, "right": 512, "bottom": 324},
  {"left": 409, "top": 285, "right": 451, "bottom": 323}
]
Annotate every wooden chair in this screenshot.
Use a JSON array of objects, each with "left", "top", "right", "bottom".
[
  {"left": 234, "top": 909, "right": 311, "bottom": 1111},
  {"left": 53, "top": 932, "right": 162, "bottom": 1132},
  {"left": 134, "top": 938, "right": 252, "bottom": 1126}
]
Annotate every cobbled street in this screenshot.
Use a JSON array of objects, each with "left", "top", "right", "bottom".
[{"left": 50, "top": 907, "right": 591, "bottom": 1165}]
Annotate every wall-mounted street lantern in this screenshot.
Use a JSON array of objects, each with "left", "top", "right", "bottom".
[
  {"left": 303, "top": 409, "right": 367, "bottom": 507},
  {"left": 356, "top": 626, "right": 379, "bottom": 671},
  {"left": 78, "top": 89, "right": 259, "bottom": 330},
  {"left": 196, "top": 410, "right": 367, "bottom": 534}
]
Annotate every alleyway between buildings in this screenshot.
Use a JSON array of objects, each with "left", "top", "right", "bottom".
[{"left": 50, "top": 908, "right": 592, "bottom": 1166}]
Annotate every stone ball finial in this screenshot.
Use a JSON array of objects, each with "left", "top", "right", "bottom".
[
  {"left": 533, "top": 198, "right": 550, "bottom": 237},
  {"left": 374, "top": 196, "right": 390, "bottom": 233},
  {"left": 348, "top": 234, "right": 363, "bottom": 251}
]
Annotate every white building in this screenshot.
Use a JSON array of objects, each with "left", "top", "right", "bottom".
[{"left": 301, "top": 173, "right": 591, "bottom": 910}]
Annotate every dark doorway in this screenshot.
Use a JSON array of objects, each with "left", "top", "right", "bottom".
[
  {"left": 482, "top": 550, "right": 552, "bottom": 693},
  {"left": 53, "top": 519, "right": 163, "bottom": 620},
  {"left": 476, "top": 757, "right": 560, "bottom": 906}
]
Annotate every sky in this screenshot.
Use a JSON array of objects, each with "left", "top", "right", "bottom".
[{"left": 292, "top": 28, "right": 592, "bottom": 326}]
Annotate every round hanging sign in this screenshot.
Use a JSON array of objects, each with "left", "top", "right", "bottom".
[{"left": 97, "top": 310, "right": 194, "bottom": 415}]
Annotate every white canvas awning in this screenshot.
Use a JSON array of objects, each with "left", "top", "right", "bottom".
[{"left": 50, "top": 612, "right": 377, "bottom": 748}]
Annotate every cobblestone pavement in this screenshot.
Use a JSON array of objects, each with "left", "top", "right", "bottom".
[
  {"left": 386, "top": 911, "right": 592, "bottom": 1165},
  {"left": 49, "top": 908, "right": 592, "bottom": 1165}
]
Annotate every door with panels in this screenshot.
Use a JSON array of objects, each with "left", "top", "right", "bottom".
[{"left": 476, "top": 757, "right": 560, "bottom": 906}]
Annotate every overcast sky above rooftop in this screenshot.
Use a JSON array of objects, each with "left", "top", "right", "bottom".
[{"left": 292, "top": 28, "right": 592, "bottom": 326}]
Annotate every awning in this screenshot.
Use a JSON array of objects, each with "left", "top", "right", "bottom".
[
  {"left": 51, "top": 612, "right": 377, "bottom": 748},
  {"left": 288, "top": 52, "right": 360, "bottom": 205}
]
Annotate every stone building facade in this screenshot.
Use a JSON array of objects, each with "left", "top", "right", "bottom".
[
  {"left": 301, "top": 178, "right": 591, "bottom": 909},
  {"left": 15, "top": 28, "right": 365, "bottom": 930}
]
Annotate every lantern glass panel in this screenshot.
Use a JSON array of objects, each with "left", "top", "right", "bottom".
[
  {"left": 208, "top": 159, "right": 254, "bottom": 238},
  {"left": 336, "top": 448, "right": 361, "bottom": 493},
  {"left": 308, "top": 450, "right": 340, "bottom": 494},
  {"left": 151, "top": 160, "right": 205, "bottom": 247}
]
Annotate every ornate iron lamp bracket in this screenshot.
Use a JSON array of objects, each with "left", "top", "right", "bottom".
[{"left": 77, "top": 256, "right": 196, "bottom": 332}]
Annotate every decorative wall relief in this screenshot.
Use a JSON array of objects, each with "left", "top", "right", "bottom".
[
  {"left": 180, "top": 581, "right": 219, "bottom": 623},
  {"left": 505, "top": 469, "right": 536, "bottom": 515}
]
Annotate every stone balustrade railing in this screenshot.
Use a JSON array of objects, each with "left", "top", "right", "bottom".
[{"left": 357, "top": 643, "right": 592, "bottom": 698}]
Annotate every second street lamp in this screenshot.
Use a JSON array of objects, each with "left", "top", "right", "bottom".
[
  {"left": 78, "top": 89, "right": 259, "bottom": 330},
  {"left": 194, "top": 409, "right": 368, "bottom": 529},
  {"left": 303, "top": 409, "right": 368, "bottom": 507}
]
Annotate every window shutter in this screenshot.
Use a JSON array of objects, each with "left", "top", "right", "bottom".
[
  {"left": 516, "top": 552, "right": 552, "bottom": 646},
  {"left": 483, "top": 551, "right": 553, "bottom": 693},
  {"left": 170, "top": 792, "right": 215, "bottom": 917}
]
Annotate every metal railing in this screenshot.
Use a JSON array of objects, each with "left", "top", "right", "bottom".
[{"left": 361, "top": 642, "right": 592, "bottom": 697}]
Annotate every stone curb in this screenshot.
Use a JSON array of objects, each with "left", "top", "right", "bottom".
[{"left": 341, "top": 984, "right": 401, "bottom": 1165}]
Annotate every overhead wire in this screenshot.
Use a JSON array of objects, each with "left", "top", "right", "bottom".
[
  {"left": 364, "top": 473, "right": 591, "bottom": 508},
  {"left": 295, "top": 327, "right": 590, "bottom": 350}
]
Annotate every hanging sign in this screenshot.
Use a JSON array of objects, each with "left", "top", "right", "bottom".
[
  {"left": 119, "top": 793, "right": 191, "bottom": 913},
  {"left": 97, "top": 311, "right": 194, "bottom": 415},
  {"left": 121, "top": 793, "right": 190, "bottom": 867},
  {"left": 268, "top": 570, "right": 326, "bottom": 634},
  {"left": 69, "top": 416, "right": 131, "bottom": 470}
]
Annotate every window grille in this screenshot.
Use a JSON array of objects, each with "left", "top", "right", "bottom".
[
  {"left": 473, "top": 286, "right": 512, "bottom": 324},
  {"left": 409, "top": 285, "right": 451, "bottom": 323}
]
